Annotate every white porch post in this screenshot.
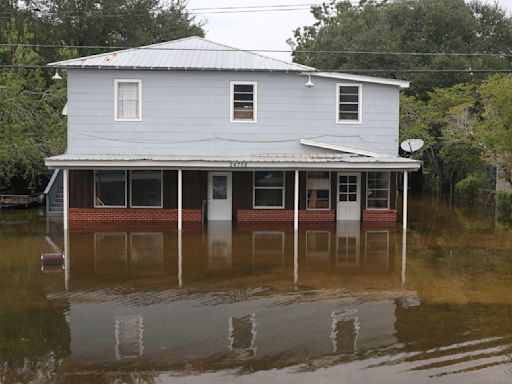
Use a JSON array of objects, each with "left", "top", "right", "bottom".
[
  {"left": 178, "top": 169, "right": 183, "bottom": 230},
  {"left": 63, "top": 168, "right": 69, "bottom": 230},
  {"left": 403, "top": 171, "right": 408, "bottom": 230},
  {"left": 294, "top": 170, "right": 299, "bottom": 230}
]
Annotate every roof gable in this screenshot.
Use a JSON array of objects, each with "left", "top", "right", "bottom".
[{"left": 49, "top": 36, "right": 315, "bottom": 72}]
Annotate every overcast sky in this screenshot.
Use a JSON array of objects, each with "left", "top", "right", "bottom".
[{"left": 187, "top": 0, "right": 512, "bottom": 61}]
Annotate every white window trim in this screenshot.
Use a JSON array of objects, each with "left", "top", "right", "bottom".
[
  {"left": 306, "top": 171, "right": 331, "bottom": 210},
  {"left": 336, "top": 83, "right": 362, "bottom": 124},
  {"left": 129, "top": 170, "right": 163, "bottom": 209},
  {"left": 366, "top": 171, "right": 391, "bottom": 210},
  {"left": 114, "top": 79, "right": 142, "bottom": 122},
  {"left": 230, "top": 81, "right": 257, "bottom": 123},
  {"left": 252, "top": 171, "right": 285, "bottom": 209},
  {"left": 93, "top": 170, "right": 128, "bottom": 208}
]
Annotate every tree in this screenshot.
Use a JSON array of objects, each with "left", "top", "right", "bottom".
[
  {"left": 289, "top": 0, "right": 512, "bottom": 98},
  {"left": 477, "top": 74, "right": 512, "bottom": 186},
  {"left": 0, "top": 20, "right": 67, "bottom": 193}
]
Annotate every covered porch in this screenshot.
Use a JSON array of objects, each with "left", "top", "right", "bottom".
[{"left": 46, "top": 149, "right": 421, "bottom": 230}]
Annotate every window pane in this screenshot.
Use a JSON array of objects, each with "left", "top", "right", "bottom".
[
  {"left": 308, "top": 171, "right": 329, "bottom": 179},
  {"left": 255, "top": 189, "right": 283, "bottom": 207},
  {"left": 131, "top": 170, "right": 162, "bottom": 207},
  {"left": 233, "top": 108, "right": 254, "bottom": 120},
  {"left": 349, "top": 194, "right": 357, "bottom": 202},
  {"left": 340, "top": 86, "right": 359, "bottom": 94},
  {"left": 339, "top": 104, "right": 359, "bottom": 112},
  {"left": 367, "top": 172, "right": 389, "bottom": 209},
  {"left": 117, "top": 82, "right": 139, "bottom": 119},
  {"left": 339, "top": 112, "right": 359, "bottom": 121},
  {"left": 254, "top": 171, "right": 284, "bottom": 187},
  {"left": 340, "top": 94, "right": 359, "bottom": 103},
  {"left": 348, "top": 176, "right": 357, "bottom": 184},
  {"left": 95, "top": 170, "right": 126, "bottom": 207},
  {"left": 234, "top": 93, "right": 254, "bottom": 101},
  {"left": 307, "top": 190, "right": 330, "bottom": 209},
  {"left": 368, "top": 199, "right": 388, "bottom": 209},
  {"left": 212, "top": 176, "right": 227, "bottom": 199},
  {"left": 234, "top": 84, "right": 253, "bottom": 93}
]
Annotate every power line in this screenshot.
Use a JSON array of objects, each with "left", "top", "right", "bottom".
[
  {"left": 1, "top": 64, "right": 512, "bottom": 73},
  {"left": 1, "top": 43, "right": 512, "bottom": 59}
]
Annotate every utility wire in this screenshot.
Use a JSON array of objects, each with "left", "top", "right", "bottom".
[
  {"left": 1, "top": 64, "right": 511, "bottom": 73},
  {"left": 1, "top": 43, "right": 512, "bottom": 58}
]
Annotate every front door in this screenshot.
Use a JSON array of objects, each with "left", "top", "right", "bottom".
[
  {"left": 336, "top": 172, "right": 361, "bottom": 221},
  {"left": 207, "top": 172, "right": 232, "bottom": 220}
]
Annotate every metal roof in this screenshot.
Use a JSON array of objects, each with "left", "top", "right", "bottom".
[
  {"left": 308, "top": 72, "right": 410, "bottom": 89},
  {"left": 45, "top": 152, "right": 421, "bottom": 170},
  {"left": 49, "top": 36, "right": 315, "bottom": 72}
]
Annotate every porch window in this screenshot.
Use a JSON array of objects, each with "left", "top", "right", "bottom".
[
  {"left": 231, "top": 81, "right": 257, "bottom": 122},
  {"left": 366, "top": 172, "right": 390, "bottom": 209},
  {"left": 307, "top": 171, "right": 330, "bottom": 209},
  {"left": 115, "top": 80, "right": 142, "bottom": 121},
  {"left": 130, "top": 170, "right": 162, "bottom": 208},
  {"left": 253, "top": 171, "right": 284, "bottom": 208},
  {"left": 94, "top": 170, "right": 127, "bottom": 207},
  {"left": 337, "top": 84, "right": 361, "bottom": 123}
]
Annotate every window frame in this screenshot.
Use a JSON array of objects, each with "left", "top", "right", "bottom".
[
  {"left": 230, "top": 81, "right": 257, "bottom": 123},
  {"left": 252, "top": 171, "right": 285, "bottom": 209},
  {"left": 93, "top": 170, "right": 128, "bottom": 208},
  {"left": 336, "top": 83, "right": 362, "bottom": 124},
  {"left": 306, "top": 171, "right": 331, "bottom": 210},
  {"left": 129, "top": 170, "right": 163, "bottom": 209},
  {"left": 366, "top": 171, "right": 390, "bottom": 210},
  {"left": 114, "top": 79, "right": 143, "bottom": 122}
]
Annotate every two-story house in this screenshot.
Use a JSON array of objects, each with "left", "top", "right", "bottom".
[{"left": 45, "top": 36, "right": 421, "bottom": 229}]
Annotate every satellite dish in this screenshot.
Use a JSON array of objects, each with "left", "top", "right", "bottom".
[{"left": 400, "top": 139, "right": 424, "bottom": 153}]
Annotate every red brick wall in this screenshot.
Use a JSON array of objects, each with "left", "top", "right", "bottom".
[
  {"left": 69, "top": 208, "right": 202, "bottom": 222},
  {"left": 237, "top": 209, "right": 335, "bottom": 222},
  {"left": 362, "top": 209, "right": 397, "bottom": 223}
]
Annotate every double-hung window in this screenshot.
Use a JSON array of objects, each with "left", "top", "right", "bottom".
[
  {"left": 366, "top": 172, "right": 390, "bottom": 209},
  {"left": 337, "top": 84, "right": 361, "bottom": 123},
  {"left": 94, "top": 170, "right": 127, "bottom": 207},
  {"left": 253, "top": 171, "right": 284, "bottom": 208},
  {"left": 231, "top": 81, "right": 257, "bottom": 122},
  {"left": 115, "top": 79, "right": 142, "bottom": 121},
  {"left": 306, "top": 171, "right": 331, "bottom": 209},
  {"left": 130, "top": 170, "right": 163, "bottom": 208}
]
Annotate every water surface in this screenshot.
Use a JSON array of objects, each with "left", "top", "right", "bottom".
[{"left": 1, "top": 199, "right": 512, "bottom": 383}]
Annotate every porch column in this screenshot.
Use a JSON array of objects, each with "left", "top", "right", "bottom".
[
  {"left": 294, "top": 170, "right": 299, "bottom": 230},
  {"left": 63, "top": 168, "right": 69, "bottom": 230},
  {"left": 178, "top": 169, "right": 182, "bottom": 230},
  {"left": 403, "top": 171, "right": 408, "bottom": 230}
]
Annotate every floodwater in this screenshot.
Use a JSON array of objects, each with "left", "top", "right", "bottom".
[{"left": 0, "top": 199, "right": 511, "bottom": 384}]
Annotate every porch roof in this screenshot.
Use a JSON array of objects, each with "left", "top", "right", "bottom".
[{"left": 45, "top": 152, "right": 421, "bottom": 171}]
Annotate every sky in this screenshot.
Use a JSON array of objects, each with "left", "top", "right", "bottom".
[{"left": 187, "top": 0, "right": 512, "bottom": 61}]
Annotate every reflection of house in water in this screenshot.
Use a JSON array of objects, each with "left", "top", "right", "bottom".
[
  {"left": 94, "top": 232, "right": 128, "bottom": 274},
  {"left": 115, "top": 314, "right": 144, "bottom": 360},
  {"left": 131, "top": 233, "right": 164, "bottom": 275},
  {"left": 229, "top": 314, "right": 257, "bottom": 359},
  {"left": 331, "top": 309, "right": 359, "bottom": 353},
  {"left": 252, "top": 231, "right": 285, "bottom": 265},
  {"left": 208, "top": 222, "right": 232, "bottom": 270}
]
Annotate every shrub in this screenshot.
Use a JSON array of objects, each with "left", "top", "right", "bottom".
[
  {"left": 455, "top": 172, "right": 491, "bottom": 204},
  {"left": 496, "top": 191, "right": 512, "bottom": 221}
]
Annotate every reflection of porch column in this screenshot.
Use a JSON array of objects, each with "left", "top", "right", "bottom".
[
  {"left": 402, "top": 228, "right": 407, "bottom": 285},
  {"left": 403, "top": 171, "right": 408, "bottom": 230},
  {"left": 178, "top": 169, "right": 182, "bottom": 230},
  {"left": 294, "top": 170, "right": 299, "bottom": 230},
  {"left": 63, "top": 168, "right": 69, "bottom": 230}
]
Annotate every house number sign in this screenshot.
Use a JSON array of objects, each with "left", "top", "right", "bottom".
[{"left": 230, "top": 161, "right": 247, "bottom": 168}]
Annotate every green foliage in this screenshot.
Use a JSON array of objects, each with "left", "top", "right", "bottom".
[
  {"left": 289, "top": 0, "right": 512, "bottom": 98},
  {"left": 496, "top": 191, "right": 512, "bottom": 221},
  {"left": 454, "top": 172, "right": 491, "bottom": 203},
  {"left": 0, "top": 1, "right": 205, "bottom": 193}
]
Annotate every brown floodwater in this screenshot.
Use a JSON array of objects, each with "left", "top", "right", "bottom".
[{"left": 0, "top": 198, "right": 511, "bottom": 383}]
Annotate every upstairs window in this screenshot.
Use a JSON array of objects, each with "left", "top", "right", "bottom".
[
  {"left": 115, "top": 80, "right": 142, "bottom": 121},
  {"left": 253, "top": 171, "right": 284, "bottom": 208},
  {"left": 231, "top": 81, "right": 257, "bottom": 122},
  {"left": 367, "top": 172, "right": 390, "bottom": 209},
  {"left": 337, "top": 84, "right": 361, "bottom": 123}
]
